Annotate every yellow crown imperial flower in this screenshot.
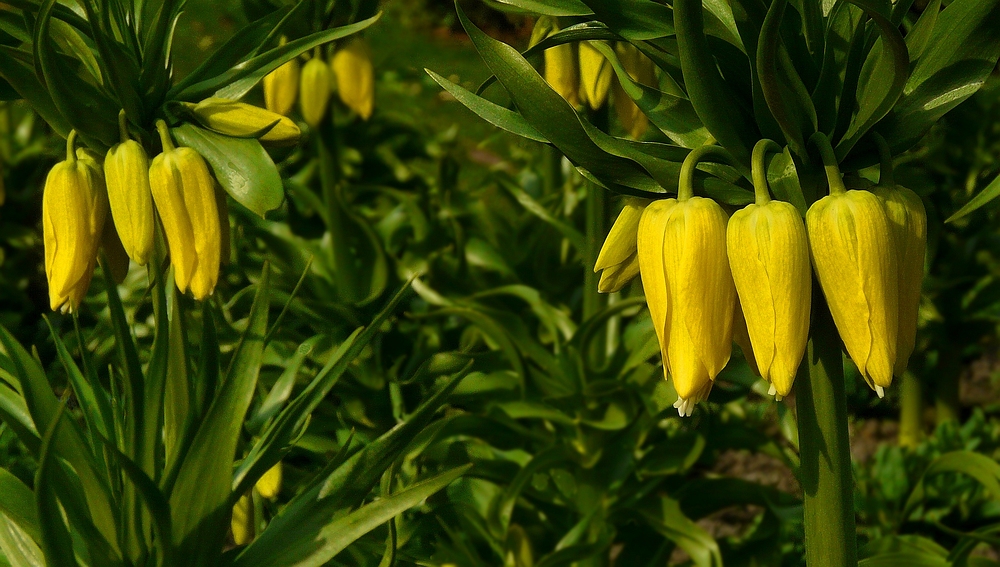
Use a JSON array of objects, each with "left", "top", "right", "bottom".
[
  {"left": 874, "top": 184, "right": 926, "bottom": 377},
  {"left": 578, "top": 41, "right": 613, "bottom": 110},
  {"left": 43, "top": 131, "right": 108, "bottom": 312},
  {"left": 300, "top": 49, "right": 332, "bottom": 128},
  {"left": 331, "top": 37, "right": 375, "bottom": 120},
  {"left": 255, "top": 461, "right": 283, "bottom": 500},
  {"left": 231, "top": 492, "right": 253, "bottom": 545},
  {"left": 263, "top": 37, "right": 300, "bottom": 117},
  {"left": 613, "top": 43, "right": 653, "bottom": 140},
  {"left": 728, "top": 196, "right": 811, "bottom": 399},
  {"left": 594, "top": 198, "right": 647, "bottom": 293},
  {"left": 638, "top": 194, "right": 735, "bottom": 417},
  {"left": 104, "top": 111, "right": 154, "bottom": 265},
  {"left": 536, "top": 18, "right": 579, "bottom": 107},
  {"left": 149, "top": 120, "right": 221, "bottom": 299},
  {"left": 808, "top": 187, "right": 898, "bottom": 397},
  {"left": 184, "top": 98, "right": 300, "bottom": 147}
]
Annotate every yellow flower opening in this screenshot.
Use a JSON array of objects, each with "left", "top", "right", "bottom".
[
  {"left": 594, "top": 198, "right": 647, "bottom": 293},
  {"left": 332, "top": 37, "right": 375, "bottom": 120},
  {"left": 43, "top": 131, "right": 108, "bottom": 312}
]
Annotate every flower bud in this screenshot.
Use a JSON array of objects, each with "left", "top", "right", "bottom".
[
  {"left": 807, "top": 190, "right": 898, "bottom": 396},
  {"left": 331, "top": 37, "right": 374, "bottom": 120},
  {"left": 184, "top": 98, "right": 300, "bottom": 147},
  {"left": 595, "top": 198, "right": 647, "bottom": 293},
  {"left": 874, "top": 184, "right": 926, "bottom": 377},
  {"left": 231, "top": 492, "right": 253, "bottom": 545},
  {"left": 255, "top": 462, "right": 282, "bottom": 500},
  {"left": 149, "top": 121, "right": 221, "bottom": 299},
  {"left": 105, "top": 127, "right": 154, "bottom": 265},
  {"left": 263, "top": 39, "right": 300, "bottom": 117},
  {"left": 613, "top": 43, "right": 653, "bottom": 139},
  {"left": 727, "top": 200, "right": 811, "bottom": 398},
  {"left": 43, "top": 132, "right": 107, "bottom": 312},
  {"left": 541, "top": 23, "right": 579, "bottom": 107},
  {"left": 579, "top": 41, "right": 612, "bottom": 110},
  {"left": 300, "top": 54, "right": 332, "bottom": 128},
  {"left": 638, "top": 197, "right": 735, "bottom": 417}
]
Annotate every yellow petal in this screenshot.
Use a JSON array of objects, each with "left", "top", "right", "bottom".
[
  {"left": 595, "top": 198, "right": 647, "bottom": 272},
  {"left": 264, "top": 58, "right": 300, "bottom": 117},
  {"left": 149, "top": 151, "right": 197, "bottom": 292},
  {"left": 578, "top": 41, "right": 612, "bottom": 110},
  {"left": 874, "top": 185, "right": 926, "bottom": 377},
  {"left": 186, "top": 98, "right": 300, "bottom": 146},
  {"left": 598, "top": 251, "right": 639, "bottom": 293},
  {"left": 231, "top": 493, "right": 253, "bottom": 545},
  {"left": 175, "top": 148, "right": 221, "bottom": 300},
  {"left": 300, "top": 57, "right": 332, "bottom": 128},
  {"left": 105, "top": 139, "right": 154, "bottom": 265},
  {"left": 255, "top": 462, "right": 283, "bottom": 500},
  {"left": 807, "top": 190, "right": 897, "bottom": 392},
  {"left": 544, "top": 28, "right": 579, "bottom": 107},
  {"left": 637, "top": 199, "right": 675, "bottom": 380},
  {"left": 331, "top": 37, "right": 375, "bottom": 120}
]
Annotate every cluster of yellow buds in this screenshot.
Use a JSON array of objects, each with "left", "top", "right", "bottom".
[
  {"left": 42, "top": 100, "right": 295, "bottom": 310},
  {"left": 593, "top": 140, "right": 926, "bottom": 415},
  {"left": 264, "top": 36, "right": 375, "bottom": 127}
]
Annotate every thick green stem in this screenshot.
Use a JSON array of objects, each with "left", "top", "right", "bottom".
[
  {"left": 808, "top": 132, "right": 846, "bottom": 196},
  {"left": 543, "top": 145, "right": 563, "bottom": 195},
  {"left": 583, "top": 179, "right": 606, "bottom": 321},
  {"left": 751, "top": 139, "right": 782, "bottom": 205},
  {"left": 898, "top": 370, "right": 923, "bottom": 448},
  {"left": 873, "top": 133, "right": 894, "bottom": 187},
  {"left": 677, "top": 144, "right": 743, "bottom": 200},
  {"left": 796, "top": 294, "right": 857, "bottom": 567}
]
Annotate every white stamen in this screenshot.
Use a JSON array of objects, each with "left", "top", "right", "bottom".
[
  {"left": 874, "top": 385, "right": 885, "bottom": 399},
  {"left": 768, "top": 383, "right": 777, "bottom": 396}
]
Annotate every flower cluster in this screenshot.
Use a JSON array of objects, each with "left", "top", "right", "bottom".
[
  {"left": 264, "top": 37, "right": 375, "bottom": 127},
  {"left": 42, "top": 101, "right": 299, "bottom": 311},
  {"left": 595, "top": 145, "right": 926, "bottom": 415}
]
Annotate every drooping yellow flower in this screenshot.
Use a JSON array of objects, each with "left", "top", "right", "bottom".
[
  {"left": 638, "top": 197, "right": 735, "bottom": 416},
  {"left": 43, "top": 131, "right": 107, "bottom": 312},
  {"left": 331, "top": 37, "right": 375, "bottom": 120},
  {"left": 540, "top": 21, "right": 579, "bottom": 107},
  {"left": 105, "top": 112, "right": 154, "bottom": 265},
  {"left": 300, "top": 51, "right": 332, "bottom": 128},
  {"left": 874, "top": 184, "right": 926, "bottom": 377},
  {"left": 149, "top": 121, "right": 221, "bottom": 299},
  {"left": 728, "top": 199, "right": 811, "bottom": 398},
  {"left": 613, "top": 43, "right": 654, "bottom": 139},
  {"left": 184, "top": 98, "right": 300, "bottom": 147},
  {"left": 263, "top": 37, "right": 300, "bottom": 117},
  {"left": 231, "top": 492, "right": 253, "bottom": 545},
  {"left": 595, "top": 198, "right": 647, "bottom": 293},
  {"left": 807, "top": 189, "right": 898, "bottom": 396},
  {"left": 255, "top": 462, "right": 283, "bottom": 500},
  {"left": 578, "top": 41, "right": 613, "bottom": 110}
]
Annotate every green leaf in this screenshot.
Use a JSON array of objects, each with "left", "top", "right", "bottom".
[
  {"left": 266, "top": 465, "right": 470, "bottom": 567},
  {"left": 452, "top": 1, "right": 662, "bottom": 197},
  {"left": 171, "top": 14, "right": 381, "bottom": 102},
  {"left": 426, "top": 70, "right": 547, "bottom": 143},
  {"left": 639, "top": 496, "right": 722, "bottom": 567},
  {"left": 834, "top": 0, "right": 910, "bottom": 160},
  {"left": 674, "top": 0, "right": 758, "bottom": 164},
  {"left": 35, "top": 402, "right": 80, "bottom": 567},
  {"left": 171, "top": 123, "right": 284, "bottom": 217},
  {"left": 33, "top": 0, "right": 118, "bottom": 148},
  {"left": 0, "top": 469, "right": 39, "bottom": 545},
  {"left": 577, "top": 0, "right": 674, "bottom": 40},
  {"left": 0, "top": 511, "right": 43, "bottom": 567},
  {"left": 168, "top": 265, "right": 270, "bottom": 567},
  {"left": 766, "top": 145, "right": 808, "bottom": 212},
  {"left": 945, "top": 172, "right": 1000, "bottom": 223},
  {"left": 903, "top": 450, "right": 1000, "bottom": 520},
  {"left": 44, "top": 316, "right": 112, "bottom": 445},
  {"left": 858, "top": 553, "right": 949, "bottom": 567},
  {"left": 904, "top": 0, "right": 942, "bottom": 61},
  {"left": 876, "top": 0, "right": 1000, "bottom": 155},
  {"left": 488, "top": 0, "right": 593, "bottom": 16},
  {"left": 0, "top": 47, "right": 72, "bottom": 138},
  {"left": 234, "top": 370, "right": 469, "bottom": 567}
]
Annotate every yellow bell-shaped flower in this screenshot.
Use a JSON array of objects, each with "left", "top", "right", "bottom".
[
  {"left": 595, "top": 198, "right": 647, "bottom": 293},
  {"left": 255, "top": 462, "right": 283, "bottom": 500},
  {"left": 43, "top": 131, "right": 107, "bottom": 312},
  {"left": 728, "top": 199, "right": 811, "bottom": 398},
  {"left": 184, "top": 98, "right": 300, "bottom": 147},
  {"left": 540, "top": 22, "right": 579, "bottom": 107},
  {"left": 231, "top": 492, "right": 253, "bottom": 545},
  {"left": 578, "top": 41, "right": 612, "bottom": 110},
  {"left": 331, "top": 37, "right": 375, "bottom": 120},
  {"left": 263, "top": 37, "right": 300, "bottom": 117},
  {"left": 149, "top": 121, "right": 221, "bottom": 300},
  {"left": 638, "top": 197, "right": 735, "bottom": 417},
  {"left": 874, "top": 184, "right": 926, "bottom": 377},
  {"left": 807, "top": 189, "right": 898, "bottom": 396},
  {"left": 613, "top": 43, "right": 653, "bottom": 140},
  {"left": 105, "top": 111, "right": 154, "bottom": 265},
  {"left": 300, "top": 51, "right": 332, "bottom": 128}
]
